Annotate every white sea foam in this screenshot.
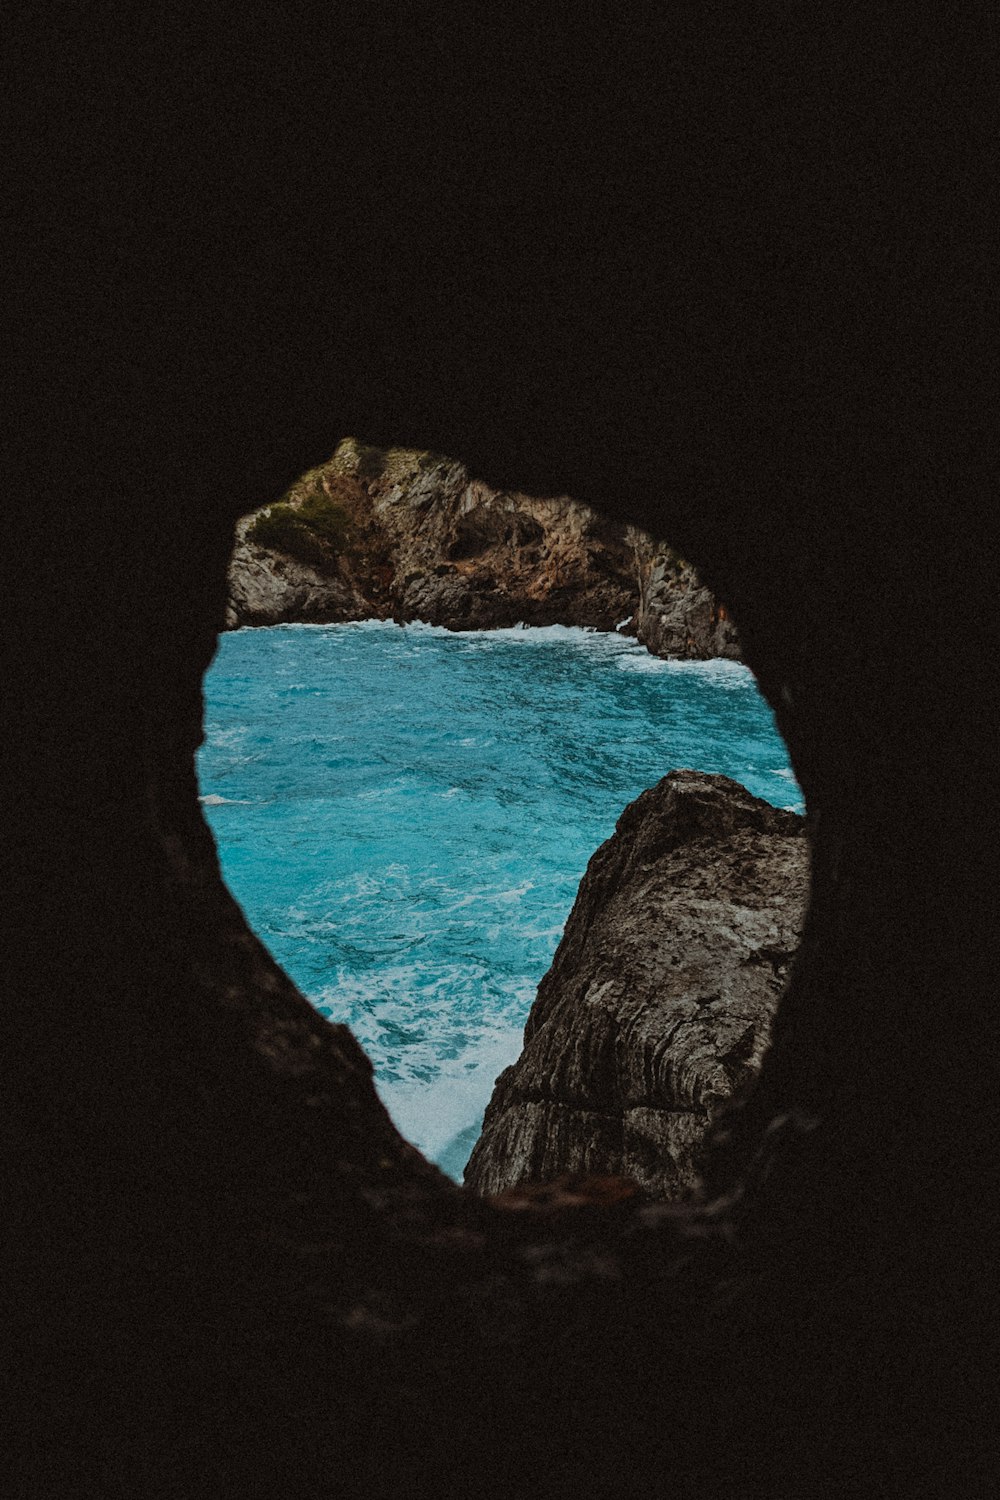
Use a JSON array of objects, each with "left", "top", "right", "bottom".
[
  {"left": 354, "top": 778, "right": 411, "bottom": 801},
  {"left": 614, "top": 652, "right": 673, "bottom": 674},
  {"left": 198, "top": 793, "right": 248, "bottom": 805},
  {"left": 450, "top": 622, "right": 604, "bottom": 643},
  {"left": 240, "top": 616, "right": 756, "bottom": 674},
  {"left": 204, "top": 727, "right": 249, "bottom": 747},
  {"left": 398, "top": 619, "right": 617, "bottom": 646},
  {"left": 616, "top": 653, "right": 754, "bottom": 682},
  {"left": 374, "top": 1022, "right": 527, "bottom": 1164}
]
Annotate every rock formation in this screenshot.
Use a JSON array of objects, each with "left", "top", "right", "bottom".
[
  {"left": 226, "top": 438, "right": 636, "bottom": 630},
  {"left": 224, "top": 534, "right": 371, "bottom": 627},
  {"left": 629, "top": 532, "right": 742, "bottom": 660},
  {"left": 466, "top": 773, "right": 808, "bottom": 1199},
  {"left": 225, "top": 439, "right": 741, "bottom": 657}
]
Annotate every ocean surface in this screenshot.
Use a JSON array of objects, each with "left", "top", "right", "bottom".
[{"left": 198, "top": 621, "right": 802, "bottom": 1180}]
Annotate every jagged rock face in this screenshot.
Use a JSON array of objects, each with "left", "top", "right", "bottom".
[
  {"left": 225, "top": 439, "right": 740, "bottom": 652},
  {"left": 225, "top": 438, "right": 639, "bottom": 631},
  {"left": 225, "top": 538, "right": 371, "bottom": 627},
  {"left": 466, "top": 773, "right": 808, "bottom": 1198},
  {"left": 629, "top": 532, "right": 742, "bottom": 660}
]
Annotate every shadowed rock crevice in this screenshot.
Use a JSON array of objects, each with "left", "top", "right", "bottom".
[{"left": 466, "top": 772, "right": 809, "bottom": 1199}]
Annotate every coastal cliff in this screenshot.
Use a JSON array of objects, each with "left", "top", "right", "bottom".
[
  {"left": 465, "top": 772, "right": 808, "bottom": 1200},
  {"left": 629, "top": 532, "right": 742, "bottom": 660},
  {"left": 226, "top": 440, "right": 740, "bottom": 657}
]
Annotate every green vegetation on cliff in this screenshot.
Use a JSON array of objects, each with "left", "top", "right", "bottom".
[
  {"left": 247, "top": 468, "right": 355, "bottom": 570},
  {"left": 246, "top": 440, "right": 454, "bottom": 570}
]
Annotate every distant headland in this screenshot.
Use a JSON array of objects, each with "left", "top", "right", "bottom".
[{"left": 225, "top": 438, "right": 741, "bottom": 661}]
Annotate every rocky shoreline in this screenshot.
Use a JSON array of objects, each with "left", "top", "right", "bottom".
[
  {"left": 465, "top": 772, "right": 809, "bottom": 1200},
  {"left": 226, "top": 446, "right": 777, "bottom": 1201},
  {"left": 226, "top": 439, "right": 741, "bottom": 661}
]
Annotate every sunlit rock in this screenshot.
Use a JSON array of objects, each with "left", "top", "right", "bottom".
[{"left": 226, "top": 439, "right": 738, "bottom": 655}]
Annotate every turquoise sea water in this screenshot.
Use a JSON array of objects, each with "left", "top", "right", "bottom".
[{"left": 198, "top": 621, "right": 802, "bottom": 1179}]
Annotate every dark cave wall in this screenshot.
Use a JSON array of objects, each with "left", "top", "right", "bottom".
[{"left": 7, "top": 7, "right": 999, "bottom": 1496}]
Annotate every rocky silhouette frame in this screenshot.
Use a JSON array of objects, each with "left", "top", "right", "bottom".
[{"left": 7, "top": 9, "right": 997, "bottom": 1498}]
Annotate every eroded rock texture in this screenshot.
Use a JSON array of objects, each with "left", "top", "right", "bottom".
[
  {"left": 225, "top": 439, "right": 636, "bottom": 629},
  {"left": 629, "top": 532, "right": 742, "bottom": 660},
  {"left": 224, "top": 533, "right": 371, "bottom": 626},
  {"left": 226, "top": 439, "right": 738, "bottom": 653},
  {"left": 467, "top": 773, "right": 807, "bottom": 1198}
]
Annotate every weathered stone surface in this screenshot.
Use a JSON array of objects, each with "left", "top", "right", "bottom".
[
  {"left": 629, "top": 531, "right": 742, "bottom": 660},
  {"left": 225, "top": 439, "right": 741, "bottom": 653},
  {"left": 466, "top": 772, "right": 808, "bottom": 1199},
  {"left": 224, "top": 535, "right": 371, "bottom": 627},
  {"left": 225, "top": 438, "right": 638, "bottom": 631}
]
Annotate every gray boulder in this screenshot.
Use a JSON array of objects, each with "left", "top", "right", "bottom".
[{"left": 465, "top": 771, "right": 808, "bottom": 1200}]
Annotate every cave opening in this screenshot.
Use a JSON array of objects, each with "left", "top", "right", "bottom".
[
  {"left": 11, "top": 7, "right": 997, "bottom": 1492},
  {"left": 196, "top": 439, "right": 810, "bottom": 1198}
]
